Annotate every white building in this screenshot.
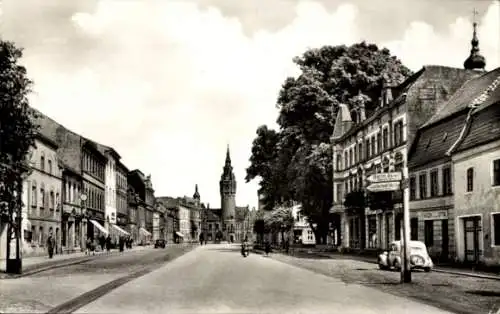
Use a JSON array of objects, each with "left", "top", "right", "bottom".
[
  {"left": 96, "top": 144, "right": 129, "bottom": 241},
  {"left": 291, "top": 205, "right": 316, "bottom": 245}
]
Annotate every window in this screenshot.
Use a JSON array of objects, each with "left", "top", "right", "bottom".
[
  {"left": 430, "top": 170, "right": 438, "bottom": 197},
  {"left": 358, "top": 143, "right": 363, "bottom": 162},
  {"left": 411, "top": 218, "right": 419, "bottom": 240},
  {"left": 48, "top": 159, "right": 52, "bottom": 175},
  {"left": 409, "top": 177, "right": 416, "bottom": 200},
  {"left": 366, "top": 138, "right": 371, "bottom": 158},
  {"left": 382, "top": 128, "right": 389, "bottom": 150},
  {"left": 336, "top": 153, "right": 342, "bottom": 171},
  {"left": 55, "top": 193, "right": 60, "bottom": 210},
  {"left": 351, "top": 147, "right": 354, "bottom": 165},
  {"left": 424, "top": 220, "right": 434, "bottom": 247},
  {"left": 376, "top": 133, "right": 381, "bottom": 154},
  {"left": 344, "top": 182, "right": 348, "bottom": 194},
  {"left": 354, "top": 145, "right": 358, "bottom": 163},
  {"left": 371, "top": 136, "right": 376, "bottom": 157},
  {"left": 467, "top": 168, "right": 474, "bottom": 192},
  {"left": 493, "top": 213, "right": 500, "bottom": 246},
  {"left": 40, "top": 187, "right": 45, "bottom": 208},
  {"left": 40, "top": 155, "right": 45, "bottom": 171},
  {"left": 31, "top": 182, "right": 37, "bottom": 207},
  {"left": 419, "top": 173, "right": 427, "bottom": 199},
  {"left": 336, "top": 183, "right": 342, "bottom": 203},
  {"left": 442, "top": 167, "right": 452, "bottom": 195},
  {"left": 493, "top": 159, "right": 500, "bottom": 186},
  {"left": 50, "top": 191, "right": 55, "bottom": 210},
  {"left": 394, "top": 120, "right": 404, "bottom": 146},
  {"left": 346, "top": 151, "right": 350, "bottom": 168}
]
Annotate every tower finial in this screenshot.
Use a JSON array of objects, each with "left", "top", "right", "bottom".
[
  {"left": 464, "top": 8, "right": 486, "bottom": 70},
  {"left": 225, "top": 144, "right": 231, "bottom": 164},
  {"left": 193, "top": 183, "right": 200, "bottom": 200}
]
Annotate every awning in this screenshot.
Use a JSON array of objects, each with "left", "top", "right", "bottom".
[
  {"left": 139, "top": 227, "right": 152, "bottom": 236},
  {"left": 175, "top": 231, "right": 184, "bottom": 238},
  {"left": 89, "top": 219, "right": 109, "bottom": 235},
  {"left": 111, "top": 224, "right": 130, "bottom": 236}
]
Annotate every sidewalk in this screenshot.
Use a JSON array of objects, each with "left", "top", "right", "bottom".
[
  {"left": 257, "top": 247, "right": 500, "bottom": 281},
  {"left": 0, "top": 245, "right": 153, "bottom": 279}
]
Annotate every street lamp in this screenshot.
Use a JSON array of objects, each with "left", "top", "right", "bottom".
[{"left": 80, "top": 193, "right": 87, "bottom": 247}]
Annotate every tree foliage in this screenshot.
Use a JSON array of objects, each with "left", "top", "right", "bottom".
[
  {"left": 246, "top": 42, "right": 412, "bottom": 244},
  {"left": 0, "top": 40, "right": 38, "bottom": 247}
]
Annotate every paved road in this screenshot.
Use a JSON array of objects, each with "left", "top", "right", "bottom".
[
  {"left": 273, "top": 251, "right": 500, "bottom": 314},
  {"left": 0, "top": 245, "right": 194, "bottom": 313},
  {"left": 77, "top": 244, "right": 450, "bottom": 314}
]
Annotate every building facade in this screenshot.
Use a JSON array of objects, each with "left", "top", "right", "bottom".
[
  {"left": 116, "top": 161, "right": 129, "bottom": 237},
  {"left": 332, "top": 65, "right": 479, "bottom": 251},
  {"left": 61, "top": 166, "right": 83, "bottom": 253},
  {"left": 291, "top": 204, "right": 316, "bottom": 245},
  {"left": 81, "top": 140, "right": 107, "bottom": 242},
  {"left": 449, "top": 72, "right": 500, "bottom": 266},
  {"left": 128, "top": 170, "right": 153, "bottom": 244},
  {"left": 23, "top": 134, "right": 63, "bottom": 256}
]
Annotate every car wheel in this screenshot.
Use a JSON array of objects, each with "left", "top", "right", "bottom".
[{"left": 424, "top": 267, "right": 431, "bottom": 272}]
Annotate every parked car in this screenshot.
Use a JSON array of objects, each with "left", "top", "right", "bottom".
[
  {"left": 378, "top": 240, "right": 433, "bottom": 272},
  {"left": 154, "top": 239, "right": 166, "bottom": 248}
]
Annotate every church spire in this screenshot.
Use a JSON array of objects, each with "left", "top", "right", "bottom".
[
  {"left": 193, "top": 184, "right": 200, "bottom": 200},
  {"left": 225, "top": 144, "right": 231, "bottom": 166},
  {"left": 464, "top": 9, "right": 486, "bottom": 70}
]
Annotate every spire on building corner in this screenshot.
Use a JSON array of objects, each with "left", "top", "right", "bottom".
[
  {"left": 464, "top": 8, "right": 486, "bottom": 70},
  {"left": 225, "top": 144, "right": 231, "bottom": 165},
  {"left": 193, "top": 184, "right": 200, "bottom": 200}
]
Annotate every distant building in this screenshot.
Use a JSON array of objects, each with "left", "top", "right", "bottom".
[
  {"left": 128, "top": 170, "right": 153, "bottom": 244},
  {"left": 291, "top": 204, "right": 316, "bottom": 245}
]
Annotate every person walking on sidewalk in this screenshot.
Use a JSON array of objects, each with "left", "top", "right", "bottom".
[
  {"left": 99, "top": 235, "right": 105, "bottom": 252},
  {"left": 86, "top": 237, "right": 91, "bottom": 255},
  {"left": 47, "top": 233, "right": 55, "bottom": 259},
  {"left": 105, "top": 235, "right": 112, "bottom": 253}
]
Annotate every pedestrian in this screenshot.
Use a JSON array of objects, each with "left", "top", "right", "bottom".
[
  {"left": 119, "top": 236, "right": 124, "bottom": 252},
  {"left": 105, "top": 235, "right": 111, "bottom": 253},
  {"left": 47, "top": 232, "right": 55, "bottom": 259},
  {"left": 86, "top": 237, "right": 92, "bottom": 255},
  {"left": 99, "top": 235, "right": 105, "bottom": 252},
  {"left": 265, "top": 241, "right": 271, "bottom": 257}
]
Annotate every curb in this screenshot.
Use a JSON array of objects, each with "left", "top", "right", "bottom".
[
  {"left": 0, "top": 247, "right": 154, "bottom": 279},
  {"left": 309, "top": 252, "right": 500, "bottom": 281}
]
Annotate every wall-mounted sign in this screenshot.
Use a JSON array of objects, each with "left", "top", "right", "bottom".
[{"left": 420, "top": 210, "right": 448, "bottom": 220}]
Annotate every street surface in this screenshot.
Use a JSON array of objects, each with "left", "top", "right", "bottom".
[
  {"left": 273, "top": 251, "right": 500, "bottom": 314},
  {"left": 0, "top": 245, "right": 195, "bottom": 313},
  {"left": 77, "top": 244, "right": 449, "bottom": 314}
]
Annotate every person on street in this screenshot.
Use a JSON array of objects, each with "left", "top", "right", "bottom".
[
  {"left": 47, "top": 232, "right": 55, "bottom": 259},
  {"left": 99, "top": 235, "right": 105, "bottom": 252},
  {"left": 105, "top": 235, "right": 112, "bottom": 253},
  {"left": 199, "top": 233, "right": 204, "bottom": 246},
  {"left": 264, "top": 240, "right": 271, "bottom": 257},
  {"left": 119, "top": 236, "right": 125, "bottom": 252},
  {"left": 86, "top": 237, "right": 92, "bottom": 255}
]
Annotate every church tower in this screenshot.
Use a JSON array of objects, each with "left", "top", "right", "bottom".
[
  {"left": 219, "top": 145, "right": 236, "bottom": 242},
  {"left": 464, "top": 10, "right": 486, "bottom": 71}
]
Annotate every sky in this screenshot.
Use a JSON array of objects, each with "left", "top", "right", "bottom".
[{"left": 0, "top": 0, "right": 499, "bottom": 211}]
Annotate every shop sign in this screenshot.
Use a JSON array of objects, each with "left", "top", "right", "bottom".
[{"left": 420, "top": 210, "right": 448, "bottom": 220}]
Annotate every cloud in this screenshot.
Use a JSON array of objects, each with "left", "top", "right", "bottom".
[{"left": 0, "top": 0, "right": 498, "bottom": 210}]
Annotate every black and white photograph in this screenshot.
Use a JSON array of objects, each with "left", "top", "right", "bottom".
[{"left": 0, "top": 0, "right": 499, "bottom": 313}]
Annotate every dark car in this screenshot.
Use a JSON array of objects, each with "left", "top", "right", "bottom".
[{"left": 154, "top": 239, "right": 166, "bottom": 248}]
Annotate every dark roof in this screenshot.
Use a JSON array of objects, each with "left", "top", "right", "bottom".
[
  {"left": 206, "top": 209, "right": 221, "bottom": 221},
  {"left": 454, "top": 101, "right": 500, "bottom": 153},
  {"left": 422, "top": 67, "right": 500, "bottom": 127},
  {"left": 95, "top": 143, "right": 121, "bottom": 160},
  {"left": 408, "top": 68, "right": 500, "bottom": 168},
  {"left": 407, "top": 113, "right": 464, "bottom": 168}
]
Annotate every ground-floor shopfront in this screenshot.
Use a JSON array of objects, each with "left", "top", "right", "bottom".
[{"left": 409, "top": 207, "right": 453, "bottom": 262}]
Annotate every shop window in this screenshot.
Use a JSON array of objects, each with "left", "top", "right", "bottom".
[
  {"left": 493, "top": 213, "right": 500, "bottom": 246},
  {"left": 424, "top": 220, "right": 434, "bottom": 247},
  {"left": 410, "top": 218, "right": 418, "bottom": 240}
]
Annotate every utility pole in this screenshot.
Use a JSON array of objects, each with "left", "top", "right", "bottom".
[{"left": 401, "top": 166, "right": 412, "bottom": 283}]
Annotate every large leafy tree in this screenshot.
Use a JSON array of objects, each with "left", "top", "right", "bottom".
[
  {"left": 247, "top": 42, "right": 411, "bottom": 244},
  {"left": 0, "top": 40, "right": 38, "bottom": 258}
]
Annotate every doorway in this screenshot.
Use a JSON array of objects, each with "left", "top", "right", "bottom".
[
  {"left": 463, "top": 216, "right": 481, "bottom": 264},
  {"left": 441, "top": 220, "right": 449, "bottom": 262}
]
